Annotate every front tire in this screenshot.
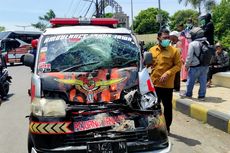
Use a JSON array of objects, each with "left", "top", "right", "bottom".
[
  {"left": 20, "top": 55, "right": 25, "bottom": 64},
  {"left": 28, "top": 134, "right": 33, "bottom": 153},
  {"left": 0, "top": 81, "right": 9, "bottom": 97}
]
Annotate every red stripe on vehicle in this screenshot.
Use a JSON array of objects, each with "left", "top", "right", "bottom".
[{"left": 147, "top": 79, "right": 155, "bottom": 92}]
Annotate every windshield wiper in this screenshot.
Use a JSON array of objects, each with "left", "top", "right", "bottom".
[
  {"left": 122, "top": 59, "right": 139, "bottom": 66},
  {"left": 61, "top": 61, "right": 100, "bottom": 72},
  {"left": 114, "top": 59, "right": 139, "bottom": 68}
]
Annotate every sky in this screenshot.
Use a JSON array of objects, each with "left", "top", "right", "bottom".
[{"left": 0, "top": 0, "right": 220, "bottom": 31}]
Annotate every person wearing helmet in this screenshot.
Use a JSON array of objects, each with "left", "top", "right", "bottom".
[
  {"left": 30, "top": 39, "right": 38, "bottom": 60},
  {"left": 182, "top": 27, "right": 209, "bottom": 101}
]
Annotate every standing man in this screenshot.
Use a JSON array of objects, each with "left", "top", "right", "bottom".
[
  {"left": 200, "top": 13, "right": 214, "bottom": 45},
  {"left": 149, "top": 29, "right": 181, "bottom": 134},
  {"left": 183, "top": 27, "right": 209, "bottom": 101}
]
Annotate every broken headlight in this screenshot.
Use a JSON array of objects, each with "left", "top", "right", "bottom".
[
  {"left": 31, "top": 98, "right": 67, "bottom": 117},
  {"left": 124, "top": 89, "right": 158, "bottom": 110},
  {"left": 139, "top": 92, "right": 158, "bottom": 110}
]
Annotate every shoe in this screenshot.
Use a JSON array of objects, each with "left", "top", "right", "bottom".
[
  {"left": 173, "top": 89, "right": 180, "bottom": 92},
  {"left": 198, "top": 96, "right": 205, "bottom": 101},
  {"left": 167, "top": 127, "right": 170, "bottom": 136},
  {"left": 1, "top": 96, "right": 7, "bottom": 101},
  {"left": 207, "top": 80, "right": 212, "bottom": 88},
  {"left": 180, "top": 93, "right": 192, "bottom": 98}
]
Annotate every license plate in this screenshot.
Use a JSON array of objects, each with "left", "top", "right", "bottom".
[{"left": 87, "top": 140, "right": 127, "bottom": 153}]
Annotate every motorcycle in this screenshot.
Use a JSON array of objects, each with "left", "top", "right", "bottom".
[{"left": 0, "top": 55, "right": 12, "bottom": 100}]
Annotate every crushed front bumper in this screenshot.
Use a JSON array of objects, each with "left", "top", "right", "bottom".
[
  {"left": 29, "top": 107, "right": 170, "bottom": 153},
  {"left": 31, "top": 139, "right": 171, "bottom": 153}
]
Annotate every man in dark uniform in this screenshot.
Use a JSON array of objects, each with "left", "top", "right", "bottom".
[{"left": 200, "top": 13, "right": 214, "bottom": 45}]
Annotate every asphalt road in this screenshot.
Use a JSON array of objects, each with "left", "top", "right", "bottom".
[{"left": 0, "top": 65, "right": 230, "bottom": 153}]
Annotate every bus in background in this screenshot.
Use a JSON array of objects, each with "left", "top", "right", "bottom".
[{"left": 0, "top": 31, "right": 41, "bottom": 65}]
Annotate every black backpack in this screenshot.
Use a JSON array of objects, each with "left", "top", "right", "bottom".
[{"left": 194, "top": 41, "right": 215, "bottom": 66}]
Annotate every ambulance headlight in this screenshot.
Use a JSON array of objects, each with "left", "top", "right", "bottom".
[
  {"left": 139, "top": 92, "right": 158, "bottom": 110},
  {"left": 31, "top": 98, "right": 67, "bottom": 117}
]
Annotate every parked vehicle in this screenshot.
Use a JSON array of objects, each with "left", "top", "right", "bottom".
[
  {"left": 24, "top": 18, "right": 171, "bottom": 153},
  {"left": 0, "top": 31, "right": 41, "bottom": 65},
  {"left": 0, "top": 53, "right": 11, "bottom": 99}
]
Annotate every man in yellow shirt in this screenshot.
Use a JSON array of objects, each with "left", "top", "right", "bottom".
[{"left": 149, "top": 29, "right": 181, "bottom": 134}]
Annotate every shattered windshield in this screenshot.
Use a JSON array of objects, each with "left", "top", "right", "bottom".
[{"left": 37, "top": 34, "right": 139, "bottom": 73}]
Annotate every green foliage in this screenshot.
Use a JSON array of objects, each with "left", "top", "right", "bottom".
[
  {"left": 170, "top": 9, "right": 199, "bottom": 30},
  {"left": 31, "top": 22, "right": 47, "bottom": 31},
  {"left": 104, "top": 13, "right": 113, "bottom": 18},
  {"left": 178, "top": 0, "right": 216, "bottom": 14},
  {"left": 220, "top": 31, "right": 230, "bottom": 50},
  {"left": 0, "top": 26, "right": 5, "bottom": 32},
  {"left": 32, "top": 9, "right": 56, "bottom": 31},
  {"left": 133, "top": 7, "right": 169, "bottom": 34},
  {"left": 144, "top": 41, "right": 157, "bottom": 51},
  {"left": 212, "top": 0, "right": 230, "bottom": 49}
]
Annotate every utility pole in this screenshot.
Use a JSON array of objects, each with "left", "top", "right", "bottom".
[
  {"left": 96, "top": 0, "right": 99, "bottom": 17},
  {"left": 102, "top": 0, "right": 105, "bottom": 17},
  {"left": 131, "top": 0, "right": 134, "bottom": 31},
  {"left": 157, "top": 0, "right": 162, "bottom": 30},
  {"left": 15, "top": 25, "right": 31, "bottom": 31}
]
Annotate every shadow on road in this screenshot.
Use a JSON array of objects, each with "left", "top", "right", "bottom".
[
  {"left": 169, "top": 133, "right": 201, "bottom": 146},
  {"left": 0, "top": 93, "right": 15, "bottom": 104},
  {"left": 192, "top": 96, "right": 226, "bottom": 103}
]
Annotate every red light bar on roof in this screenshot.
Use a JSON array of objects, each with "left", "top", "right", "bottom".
[
  {"left": 50, "top": 18, "right": 80, "bottom": 26},
  {"left": 50, "top": 18, "right": 119, "bottom": 28}
]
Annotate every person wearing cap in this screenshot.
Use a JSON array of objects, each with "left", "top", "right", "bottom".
[
  {"left": 182, "top": 27, "right": 209, "bottom": 101},
  {"left": 169, "top": 31, "right": 182, "bottom": 91},
  {"left": 149, "top": 28, "right": 181, "bottom": 134},
  {"left": 207, "top": 42, "right": 229, "bottom": 87}
]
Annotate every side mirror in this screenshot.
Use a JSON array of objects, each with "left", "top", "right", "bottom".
[
  {"left": 143, "top": 52, "right": 153, "bottom": 65},
  {"left": 23, "top": 53, "right": 34, "bottom": 69},
  {"left": 139, "top": 41, "right": 145, "bottom": 47},
  {"left": 139, "top": 41, "right": 146, "bottom": 54}
]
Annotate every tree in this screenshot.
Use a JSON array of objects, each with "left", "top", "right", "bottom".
[
  {"left": 0, "top": 26, "right": 5, "bottom": 32},
  {"left": 212, "top": 0, "right": 230, "bottom": 49},
  {"left": 178, "top": 0, "right": 216, "bottom": 14},
  {"left": 32, "top": 9, "right": 56, "bottom": 31},
  {"left": 133, "top": 7, "right": 169, "bottom": 34},
  {"left": 170, "top": 9, "right": 199, "bottom": 30},
  {"left": 104, "top": 13, "right": 113, "bottom": 18}
]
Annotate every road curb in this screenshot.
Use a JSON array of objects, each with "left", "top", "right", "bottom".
[{"left": 173, "top": 97, "right": 230, "bottom": 134}]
